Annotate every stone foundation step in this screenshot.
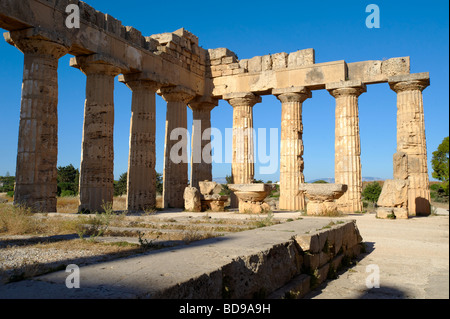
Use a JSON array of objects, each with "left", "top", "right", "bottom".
[
  {"left": 0, "top": 218, "right": 363, "bottom": 299},
  {"left": 101, "top": 225, "right": 230, "bottom": 237}
]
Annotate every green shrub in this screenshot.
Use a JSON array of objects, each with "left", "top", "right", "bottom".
[
  {"left": 60, "top": 190, "right": 75, "bottom": 197},
  {"left": 362, "top": 182, "right": 382, "bottom": 203},
  {"left": 6, "top": 191, "right": 14, "bottom": 198}
]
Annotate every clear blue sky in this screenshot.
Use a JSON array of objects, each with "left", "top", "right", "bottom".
[{"left": 0, "top": 0, "right": 448, "bottom": 183}]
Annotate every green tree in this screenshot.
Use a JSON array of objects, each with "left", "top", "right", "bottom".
[
  {"left": 114, "top": 172, "right": 128, "bottom": 196},
  {"left": 431, "top": 136, "right": 449, "bottom": 195},
  {"left": 362, "top": 182, "right": 382, "bottom": 203},
  {"left": 57, "top": 164, "right": 78, "bottom": 183},
  {"left": 313, "top": 180, "right": 329, "bottom": 184},
  {"left": 156, "top": 172, "right": 163, "bottom": 194},
  {"left": 57, "top": 164, "right": 79, "bottom": 196},
  {"left": 225, "top": 175, "right": 233, "bottom": 184}
]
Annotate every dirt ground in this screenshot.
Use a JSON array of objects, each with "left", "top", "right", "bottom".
[{"left": 305, "top": 208, "right": 449, "bottom": 299}]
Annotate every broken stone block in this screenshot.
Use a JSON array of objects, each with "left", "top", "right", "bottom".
[
  {"left": 238, "top": 201, "right": 271, "bottom": 214},
  {"left": 271, "top": 52, "right": 288, "bottom": 70},
  {"left": 248, "top": 56, "right": 262, "bottom": 73},
  {"left": 239, "top": 59, "right": 248, "bottom": 71},
  {"left": 376, "top": 207, "right": 394, "bottom": 219},
  {"left": 393, "top": 152, "right": 408, "bottom": 180},
  {"left": 381, "top": 57, "right": 410, "bottom": 76},
  {"left": 198, "top": 181, "right": 219, "bottom": 196},
  {"left": 393, "top": 207, "right": 408, "bottom": 219},
  {"left": 295, "top": 234, "right": 320, "bottom": 254},
  {"left": 183, "top": 187, "right": 201, "bottom": 212},
  {"left": 377, "top": 179, "right": 408, "bottom": 208},
  {"left": 298, "top": 183, "right": 347, "bottom": 216},
  {"left": 287, "top": 49, "right": 315, "bottom": 68},
  {"left": 207, "top": 48, "right": 237, "bottom": 61},
  {"left": 261, "top": 55, "right": 272, "bottom": 71}
]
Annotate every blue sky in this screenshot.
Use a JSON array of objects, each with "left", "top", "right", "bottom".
[{"left": 0, "top": 0, "right": 448, "bottom": 182}]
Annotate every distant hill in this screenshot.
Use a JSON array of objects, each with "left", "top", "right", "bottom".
[
  {"left": 308, "top": 177, "right": 384, "bottom": 183},
  {"left": 213, "top": 177, "right": 228, "bottom": 184},
  {"left": 213, "top": 176, "right": 384, "bottom": 184}
]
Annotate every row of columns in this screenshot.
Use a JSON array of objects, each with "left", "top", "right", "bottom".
[{"left": 7, "top": 29, "right": 431, "bottom": 215}]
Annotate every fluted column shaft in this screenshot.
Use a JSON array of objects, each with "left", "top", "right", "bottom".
[
  {"left": 7, "top": 34, "right": 68, "bottom": 212},
  {"left": 160, "top": 87, "right": 194, "bottom": 208},
  {"left": 328, "top": 83, "right": 366, "bottom": 213},
  {"left": 189, "top": 100, "right": 217, "bottom": 189},
  {"left": 390, "top": 76, "right": 431, "bottom": 216},
  {"left": 73, "top": 58, "right": 121, "bottom": 213},
  {"left": 122, "top": 79, "right": 160, "bottom": 212},
  {"left": 225, "top": 93, "right": 262, "bottom": 208},
  {"left": 275, "top": 88, "right": 311, "bottom": 211}
]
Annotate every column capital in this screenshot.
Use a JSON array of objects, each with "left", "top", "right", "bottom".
[
  {"left": 224, "top": 92, "right": 262, "bottom": 108},
  {"left": 388, "top": 73, "right": 430, "bottom": 93},
  {"left": 188, "top": 96, "right": 219, "bottom": 112},
  {"left": 70, "top": 54, "right": 124, "bottom": 76},
  {"left": 5, "top": 28, "right": 69, "bottom": 59},
  {"left": 326, "top": 81, "right": 367, "bottom": 98},
  {"left": 273, "top": 86, "right": 312, "bottom": 103},
  {"left": 158, "top": 85, "right": 195, "bottom": 103},
  {"left": 118, "top": 74, "right": 161, "bottom": 92}
]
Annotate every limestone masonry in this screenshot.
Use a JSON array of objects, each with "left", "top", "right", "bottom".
[{"left": 0, "top": 0, "right": 431, "bottom": 216}]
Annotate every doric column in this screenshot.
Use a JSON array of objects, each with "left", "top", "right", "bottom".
[
  {"left": 119, "top": 74, "right": 161, "bottom": 212},
  {"left": 389, "top": 73, "right": 431, "bottom": 216},
  {"left": 159, "top": 86, "right": 195, "bottom": 208},
  {"left": 273, "top": 87, "right": 311, "bottom": 211},
  {"left": 327, "top": 81, "right": 366, "bottom": 213},
  {"left": 188, "top": 97, "right": 219, "bottom": 190},
  {"left": 70, "top": 55, "right": 122, "bottom": 213},
  {"left": 5, "top": 29, "right": 69, "bottom": 212},
  {"left": 224, "top": 92, "right": 262, "bottom": 208}
]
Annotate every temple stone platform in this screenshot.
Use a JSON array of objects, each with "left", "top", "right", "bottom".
[{"left": 0, "top": 217, "right": 363, "bottom": 299}]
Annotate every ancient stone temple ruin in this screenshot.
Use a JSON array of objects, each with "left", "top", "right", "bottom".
[{"left": 0, "top": 0, "right": 431, "bottom": 217}]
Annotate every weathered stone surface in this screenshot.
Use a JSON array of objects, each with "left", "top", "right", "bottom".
[
  {"left": 225, "top": 93, "right": 261, "bottom": 207},
  {"left": 294, "top": 234, "right": 320, "bottom": 253},
  {"left": 72, "top": 56, "right": 122, "bottom": 213},
  {"left": 7, "top": 32, "right": 68, "bottom": 212},
  {"left": 377, "top": 179, "right": 408, "bottom": 208},
  {"left": 274, "top": 87, "right": 311, "bottom": 211},
  {"left": 376, "top": 207, "right": 394, "bottom": 219},
  {"left": 228, "top": 183, "right": 272, "bottom": 193},
  {"left": 198, "top": 181, "right": 219, "bottom": 196},
  {"left": 207, "top": 48, "right": 237, "bottom": 60},
  {"left": 298, "top": 183, "right": 347, "bottom": 202},
  {"left": 389, "top": 73, "right": 431, "bottom": 216},
  {"left": 299, "top": 183, "right": 348, "bottom": 216},
  {"left": 271, "top": 52, "right": 288, "bottom": 70},
  {"left": 201, "top": 199, "right": 226, "bottom": 212},
  {"left": 183, "top": 187, "right": 201, "bottom": 212},
  {"left": 327, "top": 81, "right": 366, "bottom": 213},
  {"left": 381, "top": 57, "right": 410, "bottom": 76},
  {"left": 347, "top": 57, "right": 410, "bottom": 83},
  {"left": 248, "top": 56, "right": 262, "bottom": 73},
  {"left": 159, "top": 86, "right": 195, "bottom": 209},
  {"left": 119, "top": 77, "right": 160, "bottom": 212},
  {"left": 188, "top": 99, "right": 218, "bottom": 189},
  {"left": 393, "top": 152, "right": 409, "bottom": 180},
  {"left": 287, "top": 49, "right": 315, "bottom": 68},
  {"left": 228, "top": 183, "right": 272, "bottom": 213}
]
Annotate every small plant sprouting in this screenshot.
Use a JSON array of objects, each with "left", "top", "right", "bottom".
[
  {"left": 387, "top": 213, "right": 396, "bottom": 219},
  {"left": 138, "top": 231, "right": 161, "bottom": 251}
]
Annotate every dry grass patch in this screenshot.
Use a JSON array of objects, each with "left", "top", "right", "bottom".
[
  {"left": 0, "top": 238, "right": 142, "bottom": 283},
  {"left": 0, "top": 204, "right": 92, "bottom": 236},
  {"left": 57, "top": 196, "right": 79, "bottom": 213}
]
